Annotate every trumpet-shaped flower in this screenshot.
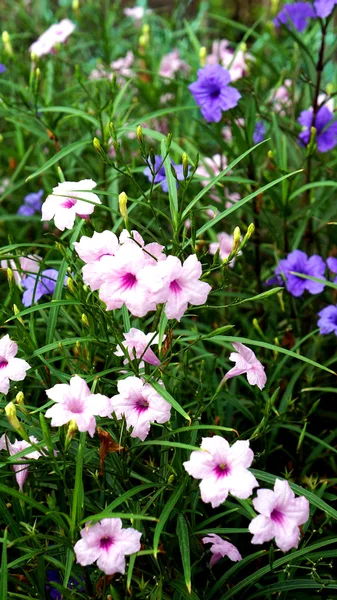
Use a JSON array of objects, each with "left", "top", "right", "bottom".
[
  {"left": 21, "top": 268, "right": 67, "bottom": 307},
  {"left": 0, "top": 335, "right": 30, "bottom": 395},
  {"left": 0, "top": 434, "right": 41, "bottom": 491},
  {"left": 74, "top": 518, "right": 141, "bottom": 575},
  {"left": 317, "top": 305, "right": 337, "bottom": 336},
  {"left": 45, "top": 375, "right": 112, "bottom": 437},
  {"left": 119, "top": 229, "right": 166, "bottom": 265},
  {"left": 110, "top": 376, "right": 171, "bottom": 441},
  {"left": 327, "top": 256, "right": 337, "bottom": 283},
  {"left": 189, "top": 65, "right": 241, "bottom": 123},
  {"left": 146, "top": 254, "right": 212, "bottom": 321},
  {"left": 115, "top": 328, "right": 163, "bottom": 366},
  {"left": 183, "top": 436, "right": 258, "bottom": 508},
  {"left": 298, "top": 106, "right": 337, "bottom": 153},
  {"left": 41, "top": 179, "right": 101, "bottom": 231},
  {"left": 314, "top": 0, "right": 337, "bottom": 18},
  {"left": 249, "top": 479, "right": 309, "bottom": 552},
  {"left": 202, "top": 534, "right": 242, "bottom": 567},
  {"left": 253, "top": 121, "right": 266, "bottom": 144},
  {"left": 74, "top": 231, "right": 120, "bottom": 290},
  {"left": 273, "top": 250, "right": 326, "bottom": 297},
  {"left": 159, "top": 49, "right": 190, "bottom": 79},
  {"left": 223, "top": 343, "right": 266, "bottom": 390},
  {"left": 274, "top": 3, "right": 315, "bottom": 32}
]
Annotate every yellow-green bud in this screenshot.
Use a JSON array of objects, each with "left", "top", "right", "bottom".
[
  {"left": 240, "top": 42, "right": 247, "bottom": 52},
  {"left": 81, "top": 313, "right": 89, "bottom": 328},
  {"left": 2, "top": 31, "right": 13, "bottom": 56},
  {"left": 72, "top": 0, "right": 80, "bottom": 11},
  {"left": 93, "top": 137, "right": 101, "bottom": 152},
  {"left": 5, "top": 402, "right": 26, "bottom": 437},
  {"left": 267, "top": 150, "right": 274, "bottom": 160},
  {"left": 30, "top": 51, "right": 38, "bottom": 62},
  {"left": 65, "top": 419, "right": 78, "bottom": 449},
  {"left": 199, "top": 46, "right": 207, "bottom": 67},
  {"left": 245, "top": 223, "right": 255, "bottom": 240},
  {"left": 7, "top": 267, "right": 13, "bottom": 283},
  {"left": 16, "top": 391, "right": 25, "bottom": 406},
  {"left": 252, "top": 318, "right": 264, "bottom": 337},
  {"left": 139, "top": 34, "right": 148, "bottom": 48},
  {"left": 0, "top": 134, "right": 3, "bottom": 144},
  {"left": 182, "top": 152, "right": 189, "bottom": 178},
  {"left": 13, "top": 304, "right": 24, "bottom": 325},
  {"left": 67, "top": 277, "right": 75, "bottom": 293},
  {"left": 142, "top": 23, "right": 150, "bottom": 35},
  {"left": 119, "top": 191, "right": 128, "bottom": 221},
  {"left": 326, "top": 83, "right": 334, "bottom": 95},
  {"left": 35, "top": 67, "right": 40, "bottom": 81},
  {"left": 232, "top": 226, "right": 241, "bottom": 253},
  {"left": 168, "top": 474, "right": 175, "bottom": 484},
  {"left": 136, "top": 125, "right": 143, "bottom": 144}
]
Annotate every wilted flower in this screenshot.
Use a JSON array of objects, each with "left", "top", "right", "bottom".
[
  {"left": 317, "top": 305, "right": 337, "bottom": 336},
  {"left": 0, "top": 434, "right": 41, "bottom": 491},
  {"left": 115, "top": 328, "right": 163, "bottom": 366},
  {"left": 110, "top": 376, "right": 171, "bottom": 440},
  {"left": 223, "top": 342, "right": 267, "bottom": 390},
  {"left": 21, "top": 268, "right": 67, "bottom": 307},
  {"left": 143, "top": 155, "right": 186, "bottom": 192},
  {"left": 274, "top": 3, "right": 315, "bottom": 32},
  {"left": 45, "top": 375, "right": 112, "bottom": 437},
  {"left": 272, "top": 250, "right": 326, "bottom": 297},
  {"left": 183, "top": 436, "right": 258, "bottom": 508},
  {"left": 17, "top": 189, "right": 44, "bottom": 216},
  {"left": 253, "top": 121, "right": 266, "bottom": 144},
  {"left": 202, "top": 534, "right": 242, "bottom": 567},
  {"left": 298, "top": 106, "right": 337, "bottom": 152},
  {"left": 249, "top": 479, "right": 309, "bottom": 552},
  {"left": 0, "top": 335, "right": 30, "bottom": 395},
  {"left": 41, "top": 179, "right": 101, "bottom": 231},
  {"left": 30, "top": 19, "right": 75, "bottom": 57},
  {"left": 74, "top": 518, "right": 141, "bottom": 575},
  {"left": 189, "top": 65, "right": 241, "bottom": 123}
]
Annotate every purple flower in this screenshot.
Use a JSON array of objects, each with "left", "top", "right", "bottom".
[
  {"left": 17, "top": 189, "right": 44, "bottom": 216},
  {"left": 317, "top": 305, "right": 337, "bottom": 335},
  {"left": 314, "top": 0, "right": 337, "bottom": 18},
  {"left": 274, "top": 3, "right": 315, "bottom": 32},
  {"left": 253, "top": 121, "right": 266, "bottom": 144},
  {"left": 327, "top": 256, "right": 337, "bottom": 283},
  {"left": 143, "top": 155, "right": 187, "bottom": 192},
  {"left": 0, "top": 64, "right": 6, "bottom": 74},
  {"left": 273, "top": 250, "right": 326, "bottom": 297},
  {"left": 298, "top": 106, "right": 337, "bottom": 152},
  {"left": 21, "top": 268, "right": 67, "bottom": 307},
  {"left": 189, "top": 64, "right": 241, "bottom": 123},
  {"left": 46, "top": 569, "right": 84, "bottom": 599}
]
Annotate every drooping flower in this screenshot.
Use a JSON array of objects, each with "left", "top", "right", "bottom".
[
  {"left": 45, "top": 375, "right": 112, "bottom": 437},
  {"left": 314, "top": 0, "right": 337, "bottom": 18},
  {"left": 274, "top": 3, "right": 315, "bottom": 32},
  {"left": 1, "top": 254, "right": 41, "bottom": 286},
  {"left": 115, "top": 328, "right": 163, "bottom": 366},
  {"left": 46, "top": 569, "right": 84, "bottom": 600},
  {"left": 74, "top": 231, "right": 120, "bottom": 290},
  {"left": 317, "top": 305, "right": 337, "bottom": 336},
  {"left": 30, "top": 19, "right": 75, "bottom": 57},
  {"left": 110, "top": 376, "right": 171, "bottom": 441},
  {"left": 272, "top": 250, "right": 326, "bottom": 297},
  {"left": 298, "top": 106, "right": 337, "bottom": 152},
  {"left": 0, "top": 434, "right": 41, "bottom": 491},
  {"left": 41, "top": 179, "right": 101, "bottom": 231},
  {"left": 223, "top": 343, "right": 267, "bottom": 390},
  {"left": 202, "top": 534, "right": 242, "bottom": 567},
  {"left": 159, "top": 49, "right": 189, "bottom": 79},
  {"left": 145, "top": 254, "right": 212, "bottom": 321},
  {"left": 17, "top": 189, "right": 44, "bottom": 216},
  {"left": 183, "top": 436, "right": 258, "bottom": 508},
  {"left": 143, "top": 155, "right": 186, "bottom": 192},
  {"left": 253, "top": 121, "right": 266, "bottom": 144},
  {"left": 0, "top": 335, "right": 30, "bottom": 395},
  {"left": 209, "top": 232, "right": 238, "bottom": 265},
  {"left": 249, "top": 479, "right": 310, "bottom": 552},
  {"left": 21, "top": 268, "right": 67, "bottom": 307},
  {"left": 206, "top": 40, "right": 251, "bottom": 81},
  {"left": 189, "top": 65, "right": 241, "bottom": 123},
  {"left": 74, "top": 518, "right": 142, "bottom": 575}
]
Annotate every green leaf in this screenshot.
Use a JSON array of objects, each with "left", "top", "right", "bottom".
[
  {"left": 0, "top": 527, "right": 7, "bottom": 600},
  {"left": 148, "top": 380, "right": 191, "bottom": 423},
  {"left": 26, "top": 140, "right": 91, "bottom": 181},
  {"left": 153, "top": 479, "right": 186, "bottom": 558},
  {"left": 177, "top": 515, "right": 192, "bottom": 593},
  {"left": 161, "top": 139, "right": 178, "bottom": 228}
]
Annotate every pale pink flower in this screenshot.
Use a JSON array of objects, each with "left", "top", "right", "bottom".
[
  {"left": 1, "top": 255, "right": 41, "bottom": 285},
  {"left": 196, "top": 154, "right": 227, "bottom": 186},
  {"left": 183, "top": 436, "right": 258, "bottom": 508},
  {"left": 318, "top": 93, "right": 334, "bottom": 112},
  {"left": 115, "top": 328, "right": 163, "bottom": 366},
  {"left": 119, "top": 229, "right": 165, "bottom": 265},
  {"left": 30, "top": 19, "right": 75, "bottom": 57},
  {"left": 159, "top": 49, "right": 190, "bottom": 79},
  {"left": 225, "top": 189, "right": 241, "bottom": 209},
  {"left": 0, "top": 335, "right": 30, "bottom": 395},
  {"left": 41, "top": 179, "right": 101, "bottom": 231},
  {"left": 74, "top": 231, "right": 120, "bottom": 290},
  {"left": 249, "top": 479, "right": 310, "bottom": 552},
  {"left": 209, "top": 232, "right": 239, "bottom": 265},
  {"left": 223, "top": 343, "right": 266, "bottom": 390},
  {"left": 45, "top": 375, "right": 112, "bottom": 437},
  {"left": 202, "top": 534, "right": 242, "bottom": 567},
  {"left": 110, "top": 376, "right": 171, "bottom": 440},
  {"left": 146, "top": 254, "right": 212, "bottom": 321},
  {"left": 111, "top": 51, "right": 134, "bottom": 80},
  {"left": 124, "top": 6, "right": 151, "bottom": 21},
  {"left": 0, "top": 434, "right": 41, "bottom": 491},
  {"left": 74, "top": 518, "right": 141, "bottom": 575},
  {"left": 207, "top": 40, "right": 251, "bottom": 81},
  {"left": 222, "top": 118, "right": 245, "bottom": 143},
  {"left": 271, "top": 79, "right": 292, "bottom": 115}
]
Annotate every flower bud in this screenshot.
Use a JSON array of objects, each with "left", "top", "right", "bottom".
[
  {"left": 326, "top": 83, "right": 334, "bottom": 95},
  {"left": 93, "top": 137, "right": 101, "bottom": 152},
  {"left": 81, "top": 313, "right": 89, "bottom": 328},
  {"left": 182, "top": 152, "right": 189, "bottom": 179},
  {"left": 6, "top": 267, "right": 13, "bottom": 283},
  {"left": 30, "top": 51, "right": 38, "bottom": 62},
  {"left": 142, "top": 23, "right": 150, "bottom": 35},
  {"left": 199, "top": 46, "right": 207, "bottom": 67},
  {"left": 232, "top": 226, "right": 241, "bottom": 253},
  {"left": 16, "top": 391, "right": 25, "bottom": 406},
  {"left": 35, "top": 67, "right": 40, "bottom": 81},
  {"left": 2, "top": 31, "right": 13, "bottom": 56},
  {"left": 136, "top": 125, "right": 143, "bottom": 144},
  {"left": 252, "top": 318, "right": 264, "bottom": 337},
  {"left": 65, "top": 419, "right": 78, "bottom": 449},
  {"left": 245, "top": 223, "right": 255, "bottom": 241},
  {"left": 5, "top": 402, "right": 27, "bottom": 437},
  {"left": 67, "top": 277, "right": 75, "bottom": 293},
  {"left": 72, "top": 0, "right": 80, "bottom": 14}
]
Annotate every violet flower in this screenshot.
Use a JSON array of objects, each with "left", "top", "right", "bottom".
[
  {"left": 274, "top": 2, "right": 315, "bottom": 32},
  {"left": 46, "top": 569, "right": 84, "bottom": 599},
  {"left": 327, "top": 256, "right": 337, "bottom": 283},
  {"left": 17, "top": 189, "right": 44, "bottom": 216},
  {"left": 0, "top": 64, "right": 6, "bottom": 74},
  {"left": 317, "top": 305, "right": 337, "bottom": 335},
  {"left": 314, "top": 0, "right": 337, "bottom": 18},
  {"left": 143, "top": 155, "right": 186, "bottom": 192},
  {"left": 189, "top": 65, "right": 241, "bottom": 123},
  {"left": 21, "top": 268, "right": 67, "bottom": 307},
  {"left": 272, "top": 250, "right": 326, "bottom": 297},
  {"left": 253, "top": 121, "right": 266, "bottom": 144},
  {"left": 298, "top": 106, "right": 337, "bottom": 152}
]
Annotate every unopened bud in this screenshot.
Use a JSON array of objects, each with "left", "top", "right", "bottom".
[
  {"left": 168, "top": 474, "right": 175, "bottom": 483},
  {"left": 81, "top": 313, "right": 89, "bottom": 328},
  {"left": 136, "top": 125, "right": 143, "bottom": 144},
  {"left": 142, "top": 23, "right": 150, "bottom": 35},
  {"left": 65, "top": 419, "right": 78, "bottom": 449},
  {"left": 93, "top": 137, "right": 101, "bottom": 152},
  {"left": 139, "top": 34, "right": 148, "bottom": 48},
  {"left": 240, "top": 42, "right": 247, "bottom": 53},
  {"left": 67, "top": 277, "right": 75, "bottom": 293},
  {"left": 182, "top": 152, "right": 189, "bottom": 178},
  {"left": 13, "top": 304, "right": 24, "bottom": 325},
  {"left": 267, "top": 150, "right": 274, "bottom": 160},
  {"left": 326, "top": 83, "right": 334, "bottom": 95},
  {"left": 35, "top": 67, "right": 40, "bottom": 81},
  {"left": 245, "top": 223, "right": 255, "bottom": 240},
  {"left": 7, "top": 267, "right": 13, "bottom": 283},
  {"left": 252, "top": 318, "right": 264, "bottom": 337},
  {"left": 0, "top": 134, "right": 4, "bottom": 144},
  {"left": 30, "top": 51, "right": 38, "bottom": 62},
  {"left": 72, "top": 0, "right": 80, "bottom": 13},
  {"left": 5, "top": 402, "right": 26, "bottom": 437},
  {"left": 232, "top": 226, "right": 241, "bottom": 253},
  {"left": 16, "top": 391, "right": 25, "bottom": 406},
  {"left": 307, "top": 126, "right": 317, "bottom": 155},
  {"left": 2, "top": 31, "right": 13, "bottom": 56},
  {"left": 199, "top": 46, "right": 207, "bottom": 67}
]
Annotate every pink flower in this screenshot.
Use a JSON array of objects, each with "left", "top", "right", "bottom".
[
  {"left": 271, "top": 79, "right": 292, "bottom": 115},
  {"left": 207, "top": 40, "right": 251, "bottom": 81},
  {"left": 110, "top": 376, "right": 171, "bottom": 440},
  {"left": 202, "top": 534, "right": 242, "bottom": 567},
  {"left": 41, "top": 179, "right": 101, "bottom": 231},
  {"left": 223, "top": 343, "right": 266, "bottom": 390},
  {"left": 183, "top": 436, "right": 258, "bottom": 508},
  {"left": 115, "top": 328, "right": 163, "bottom": 366},
  {"left": 98, "top": 244, "right": 158, "bottom": 317},
  {"left": 119, "top": 229, "right": 165, "bottom": 265},
  {"left": 159, "top": 49, "right": 190, "bottom": 79},
  {"left": 124, "top": 6, "right": 151, "bottom": 21},
  {"left": 30, "top": 19, "right": 75, "bottom": 57},
  {"left": 45, "top": 375, "right": 112, "bottom": 437},
  {"left": 74, "top": 518, "right": 141, "bottom": 575},
  {"left": 110, "top": 51, "right": 134, "bottom": 80},
  {"left": 0, "top": 434, "right": 41, "bottom": 491},
  {"left": 0, "top": 335, "right": 30, "bottom": 395},
  {"left": 209, "top": 232, "right": 239, "bottom": 265},
  {"left": 196, "top": 154, "right": 227, "bottom": 186},
  {"left": 147, "top": 254, "right": 212, "bottom": 321},
  {"left": 249, "top": 479, "right": 310, "bottom": 552},
  {"left": 74, "top": 231, "right": 120, "bottom": 291},
  {"left": 225, "top": 189, "right": 241, "bottom": 209},
  {"left": 1, "top": 255, "right": 41, "bottom": 285}
]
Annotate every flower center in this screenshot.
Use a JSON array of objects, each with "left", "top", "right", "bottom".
[
  {"left": 61, "top": 198, "right": 77, "bottom": 209},
  {"left": 214, "top": 462, "right": 230, "bottom": 478},
  {"left": 0, "top": 358, "right": 8, "bottom": 369},
  {"left": 100, "top": 536, "right": 114, "bottom": 550},
  {"left": 135, "top": 396, "right": 149, "bottom": 413},
  {"left": 120, "top": 272, "right": 137, "bottom": 291},
  {"left": 270, "top": 508, "right": 284, "bottom": 524},
  {"left": 209, "top": 88, "right": 221, "bottom": 99},
  {"left": 169, "top": 279, "right": 182, "bottom": 294},
  {"left": 67, "top": 398, "right": 85, "bottom": 414}
]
